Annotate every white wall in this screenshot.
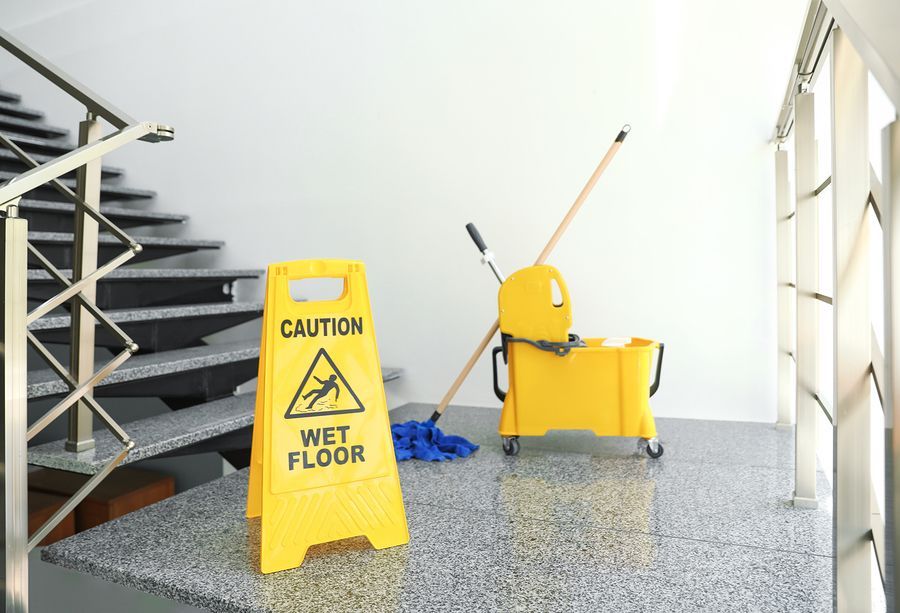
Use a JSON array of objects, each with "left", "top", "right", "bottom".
[{"left": 2, "top": 0, "right": 808, "bottom": 422}]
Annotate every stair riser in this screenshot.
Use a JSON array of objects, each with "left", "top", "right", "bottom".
[
  {"left": 0, "top": 158, "right": 121, "bottom": 179},
  {"left": 0, "top": 91, "right": 21, "bottom": 104},
  {"left": 12, "top": 182, "right": 152, "bottom": 202},
  {"left": 158, "top": 426, "right": 252, "bottom": 460},
  {"left": 111, "top": 361, "right": 258, "bottom": 403},
  {"left": 29, "top": 360, "right": 257, "bottom": 404},
  {"left": 1, "top": 136, "right": 70, "bottom": 157},
  {"left": 0, "top": 105, "right": 42, "bottom": 121},
  {"left": 0, "top": 118, "right": 67, "bottom": 139},
  {"left": 28, "top": 278, "right": 240, "bottom": 310},
  {"left": 20, "top": 210, "right": 180, "bottom": 233},
  {"left": 32, "top": 312, "right": 261, "bottom": 352},
  {"left": 27, "top": 244, "right": 214, "bottom": 269}
]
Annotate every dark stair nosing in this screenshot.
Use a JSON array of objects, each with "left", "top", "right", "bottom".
[
  {"left": 0, "top": 115, "right": 68, "bottom": 139},
  {"left": 27, "top": 268, "right": 263, "bottom": 310},
  {"left": 0, "top": 147, "right": 124, "bottom": 178},
  {"left": 0, "top": 90, "right": 22, "bottom": 104},
  {"left": 0, "top": 171, "right": 155, "bottom": 201},
  {"left": 29, "top": 302, "right": 263, "bottom": 332},
  {"left": 29, "top": 302, "right": 263, "bottom": 352},
  {"left": 27, "top": 232, "right": 223, "bottom": 268},
  {"left": 0, "top": 133, "right": 74, "bottom": 157},
  {"left": 0, "top": 100, "right": 43, "bottom": 121},
  {"left": 18, "top": 200, "right": 186, "bottom": 232},
  {"left": 28, "top": 340, "right": 260, "bottom": 400},
  {"left": 382, "top": 367, "right": 403, "bottom": 383},
  {"left": 27, "top": 268, "right": 262, "bottom": 282}
]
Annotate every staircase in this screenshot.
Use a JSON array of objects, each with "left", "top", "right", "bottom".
[{"left": 0, "top": 88, "right": 401, "bottom": 505}]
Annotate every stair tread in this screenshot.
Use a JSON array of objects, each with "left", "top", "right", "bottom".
[
  {"left": 28, "top": 231, "right": 223, "bottom": 248},
  {"left": 28, "top": 340, "right": 260, "bottom": 399},
  {"left": 27, "top": 267, "right": 262, "bottom": 281},
  {"left": 0, "top": 148, "right": 124, "bottom": 176},
  {"left": 0, "top": 132, "right": 73, "bottom": 155},
  {"left": 0, "top": 170, "right": 155, "bottom": 200},
  {"left": 0, "top": 89, "right": 22, "bottom": 103},
  {"left": 29, "top": 393, "right": 255, "bottom": 473},
  {"left": 30, "top": 363, "right": 404, "bottom": 475},
  {"left": 0, "top": 115, "right": 67, "bottom": 138},
  {"left": 0, "top": 99, "right": 43, "bottom": 120},
  {"left": 19, "top": 199, "right": 185, "bottom": 222},
  {"left": 29, "top": 302, "right": 264, "bottom": 331}
]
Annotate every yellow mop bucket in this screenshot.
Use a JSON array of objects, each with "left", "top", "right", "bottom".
[{"left": 490, "top": 265, "right": 664, "bottom": 457}]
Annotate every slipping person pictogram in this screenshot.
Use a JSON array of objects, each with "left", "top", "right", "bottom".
[
  {"left": 284, "top": 348, "right": 365, "bottom": 419},
  {"left": 303, "top": 374, "right": 340, "bottom": 410}
]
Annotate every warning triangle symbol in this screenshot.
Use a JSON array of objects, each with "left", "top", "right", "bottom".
[{"left": 284, "top": 348, "right": 365, "bottom": 419}]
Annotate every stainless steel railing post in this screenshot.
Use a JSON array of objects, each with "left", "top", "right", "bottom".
[
  {"left": 1, "top": 204, "right": 29, "bottom": 613},
  {"left": 67, "top": 114, "right": 103, "bottom": 451}
]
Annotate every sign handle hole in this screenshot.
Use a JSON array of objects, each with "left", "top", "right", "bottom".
[{"left": 289, "top": 277, "right": 346, "bottom": 303}]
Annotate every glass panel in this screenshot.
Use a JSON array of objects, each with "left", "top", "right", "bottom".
[
  {"left": 872, "top": 545, "right": 887, "bottom": 611},
  {"left": 871, "top": 379, "right": 884, "bottom": 519},
  {"left": 817, "top": 299, "right": 834, "bottom": 407},
  {"left": 871, "top": 209, "right": 884, "bottom": 348},
  {"left": 814, "top": 64, "right": 832, "bottom": 185},
  {"left": 869, "top": 72, "right": 898, "bottom": 184},
  {"left": 818, "top": 185, "right": 834, "bottom": 297},
  {"left": 816, "top": 397, "right": 833, "bottom": 489}
]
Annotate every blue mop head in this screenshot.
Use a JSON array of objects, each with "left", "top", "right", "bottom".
[{"left": 391, "top": 419, "right": 479, "bottom": 461}]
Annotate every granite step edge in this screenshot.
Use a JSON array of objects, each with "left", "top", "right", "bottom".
[
  {"left": 28, "top": 393, "right": 257, "bottom": 474},
  {"left": 18, "top": 200, "right": 184, "bottom": 222},
  {"left": 0, "top": 171, "right": 155, "bottom": 198},
  {"left": 0, "top": 114, "right": 68, "bottom": 136},
  {"left": 29, "top": 302, "right": 264, "bottom": 331},
  {"left": 27, "top": 340, "right": 262, "bottom": 399},
  {"left": 27, "top": 268, "right": 263, "bottom": 281},
  {"left": 27, "top": 231, "right": 224, "bottom": 248}
]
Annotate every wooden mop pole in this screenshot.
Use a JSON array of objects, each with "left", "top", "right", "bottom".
[{"left": 429, "top": 124, "right": 631, "bottom": 423}]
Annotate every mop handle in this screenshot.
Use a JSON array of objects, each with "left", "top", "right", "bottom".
[
  {"left": 429, "top": 124, "right": 631, "bottom": 423},
  {"left": 534, "top": 124, "right": 630, "bottom": 265}
]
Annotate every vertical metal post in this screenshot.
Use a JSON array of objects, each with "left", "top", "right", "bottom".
[
  {"left": 794, "top": 89, "right": 819, "bottom": 508},
  {"left": 776, "top": 147, "right": 795, "bottom": 428},
  {"left": 67, "top": 115, "right": 102, "bottom": 451},
  {"left": 1, "top": 205, "right": 29, "bottom": 612},
  {"left": 831, "top": 27, "right": 871, "bottom": 611},
  {"left": 883, "top": 117, "right": 900, "bottom": 613}
]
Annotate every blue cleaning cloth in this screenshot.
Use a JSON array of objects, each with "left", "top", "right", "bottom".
[{"left": 391, "top": 419, "right": 479, "bottom": 461}]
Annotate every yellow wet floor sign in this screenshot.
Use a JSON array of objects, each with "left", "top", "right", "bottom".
[{"left": 246, "top": 259, "right": 409, "bottom": 574}]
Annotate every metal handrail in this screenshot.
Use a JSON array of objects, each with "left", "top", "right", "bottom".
[
  {"left": 0, "top": 26, "right": 174, "bottom": 613},
  {"left": 774, "top": 0, "right": 900, "bottom": 141},
  {"left": 773, "top": 0, "right": 832, "bottom": 141},
  {"left": 773, "top": 5, "right": 900, "bottom": 609},
  {"left": 0, "top": 29, "right": 172, "bottom": 140},
  {"left": 0, "top": 123, "right": 162, "bottom": 204}
]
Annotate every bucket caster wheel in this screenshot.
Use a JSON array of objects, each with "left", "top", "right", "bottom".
[
  {"left": 502, "top": 437, "right": 520, "bottom": 456},
  {"left": 643, "top": 438, "right": 664, "bottom": 459}
]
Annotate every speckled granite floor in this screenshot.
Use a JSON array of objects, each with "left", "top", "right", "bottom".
[{"left": 42, "top": 404, "right": 834, "bottom": 612}]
